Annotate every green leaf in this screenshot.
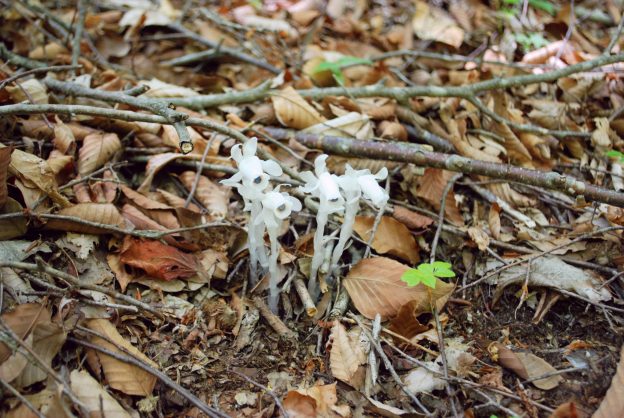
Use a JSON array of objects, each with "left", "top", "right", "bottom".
[
  {"left": 401, "top": 269, "right": 428, "bottom": 287},
  {"left": 529, "top": 0, "right": 556, "bottom": 15},
  {"left": 420, "top": 274, "right": 437, "bottom": 289},
  {"left": 332, "top": 56, "right": 373, "bottom": 67},
  {"left": 607, "top": 150, "right": 624, "bottom": 161},
  {"left": 432, "top": 261, "right": 456, "bottom": 278}
]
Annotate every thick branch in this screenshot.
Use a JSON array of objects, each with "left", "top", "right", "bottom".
[{"left": 263, "top": 127, "right": 624, "bottom": 208}]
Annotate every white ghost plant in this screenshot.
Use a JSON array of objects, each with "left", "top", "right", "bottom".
[
  {"left": 299, "top": 154, "right": 345, "bottom": 295},
  {"left": 330, "top": 165, "right": 388, "bottom": 276},
  {"left": 257, "top": 189, "right": 302, "bottom": 312},
  {"left": 222, "top": 138, "right": 300, "bottom": 312}
]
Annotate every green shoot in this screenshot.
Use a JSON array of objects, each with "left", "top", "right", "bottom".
[
  {"left": 514, "top": 32, "right": 549, "bottom": 51},
  {"left": 313, "top": 56, "right": 373, "bottom": 86},
  {"left": 401, "top": 261, "right": 456, "bottom": 289},
  {"left": 607, "top": 150, "right": 624, "bottom": 162},
  {"left": 501, "top": 0, "right": 556, "bottom": 15}
]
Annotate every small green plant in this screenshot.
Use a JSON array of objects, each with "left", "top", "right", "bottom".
[
  {"left": 313, "top": 56, "right": 373, "bottom": 86},
  {"left": 514, "top": 32, "right": 549, "bottom": 51},
  {"left": 401, "top": 261, "right": 456, "bottom": 289},
  {"left": 607, "top": 150, "right": 624, "bottom": 162},
  {"left": 501, "top": 0, "right": 556, "bottom": 16}
]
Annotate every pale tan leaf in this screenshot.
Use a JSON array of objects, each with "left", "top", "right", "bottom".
[
  {"left": 593, "top": 345, "right": 624, "bottom": 418},
  {"left": 329, "top": 322, "right": 367, "bottom": 387},
  {"left": 491, "top": 343, "right": 562, "bottom": 390},
  {"left": 28, "top": 42, "right": 69, "bottom": 60},
  {"left": 6, "top": 79, "right": 48, "bottom": 104},
  {"left": 141, "top": 78, "right": 199, "bottom": 98},
  {"left": 53, "top": 119, "right": 76, "bottom": 155},
  {"left": 488, "top": 203, "right": 501, "bottom": 241},
  {"left": 467, "top": 226, "right": 490, "bottom": 252},
  {"left": 343, "top": 257, "right": 454, "bottom": 320},
  {"left": 304, "top": 112, "right": 372, "bottom": 139},
  {"left": 46, "top": 154, "right": 73, "bottom": 176},
  {"left": 178, "top": 171, "right": 230, "bottom": 218},
  {"left": 0, "top": 334, "right": 31, "bottom": 383},
  {"left": 120, "top": 185, "right": 171, "bottom": 210},
  {"left": 0, "top": 147, "right": 11, "bottom": 207},
  {"left": 107, "top": 253, "right": 133, "bottom": 292},
  {"left": 272, "top": 86, "right": 326, "bottom": 129},
  {"left": 14, "top": 317, "right": 66, "bottom": 387},
  {"left": 0, "top": 198, "right": 27, "bottom": 240},
  {"left": 283, "top": 383, "right": 350, "bottom": 418},
  {"left": 78, "top": 133, "right": 122, "bottom": 176},
  {"left": 0, "top": 303, "right": 49, "bottom": 363},
  {"left": 353, "top": 216, "right": 420, "bottom": 264},
  {"left": 70, "top": 370, "right": 134, "bottom": 418},
  {"left": 46, "top": 203, "right": 125, "bottom": 234},
  {"left": 86, "top": 319, "right": 158, "bottom": 396},
  {"left": 9, "top": 149, "right": 70, "bottom": 207},
  {"left": 412, "top": 0, "right": 464, "bottom": 48}
]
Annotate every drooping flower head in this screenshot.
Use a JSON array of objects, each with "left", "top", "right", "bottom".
[
  {"left": 300, "top": 154, "right": 344, "bottom": 213},
  {"left": 345, "top": 165, "right": 388, "bottom": 207},
  {"left": 258, "top": 189, "right": 303, "bottom": 229}
]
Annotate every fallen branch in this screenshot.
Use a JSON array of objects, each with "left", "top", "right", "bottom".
[{"left": 263, "top": 127, "right": 624, "bottom": 208}]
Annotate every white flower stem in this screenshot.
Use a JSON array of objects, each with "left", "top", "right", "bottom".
[
  {"left": 331, "top": 200, "right": 359, "bottom": 276},
  {"left": 309, "top": 209, "right": 328, "bottom": 295},
  {"left": 267, "top": 228, "right": 280, "bottom": 313},
  {"left": 248, "top": 202, "right": 264, "bottom": 284}
]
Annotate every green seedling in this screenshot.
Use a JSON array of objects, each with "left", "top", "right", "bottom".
[
  {"left": 313, "top": 56, "right": 373, "bottom": 86},
  {"left": 514, "top": 32, "right": 549, "bottom": 51},
  {"left": 401, "top": 261, "right": 456, "bottom": 289},
  {"left": 607, "top": 150, "right": 624, "bottom": 162},
  {"left": 501, "top": 0, "right": 556, "bottom": 15}
]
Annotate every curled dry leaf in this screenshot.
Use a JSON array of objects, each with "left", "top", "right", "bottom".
[
  {"left": 137, "top": 152, "right": 191, "bottom": 194},
  {"left": 9, "top": 149, "right": 70, "bottom": 207},
  {"left": 178, "top": 171, "right": 230, "bottom": 218},
  {"left": 46, "top": 203, "right": 126, "bottom": 234},
  {"left": 78, "top": 132, "right": 122, "bottom": 176},
  {"left": 412, "top": 0, "right": 464, "bottom": 48},
  {"left": 85, "top": 318, "right": 158, "bottom": 396},
  {"left": 6, "top": 78, "right": 48, "bottom": 104},
  {"left": 0, "top": 146, "right": 11, "bottom": 207},
  {"left": 490, "top": 342, "right": 562, "bottom": 390},
  {"left": 119, "top": 236, "right": 199, "bottom": 281},
  {"left": 343, "top": 257, "right": 454, "bottom": 320},
  {"left": 353, "top": 216, "right": 420, "bottom": 264},
  {"left": 70, "top": 370, "right": 134, "bottom": 418},
  {"left": 329, "top": 322, "right": 368, "bottom": 389},
  {"left": 272, "top": 86, "right": 326, "bottom": 129}
]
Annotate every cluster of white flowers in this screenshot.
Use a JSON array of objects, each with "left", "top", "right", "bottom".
[{"left": 224, "top": 139, "right": 388, "bottom": 311}]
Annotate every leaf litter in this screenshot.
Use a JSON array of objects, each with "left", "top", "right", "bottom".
[{"left": 0, "top": 0, "right": 623, "bottom": 417}]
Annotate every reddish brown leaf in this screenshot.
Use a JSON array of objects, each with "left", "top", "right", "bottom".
[
  {"left": 416, "top": 168, "right": 463, "bottom": 226},
  {"left": 119, "top": 236, "right": 199, "bottom": 281},
  {"left": 353, "top": 216, "right": 420, "bottom": 264}
]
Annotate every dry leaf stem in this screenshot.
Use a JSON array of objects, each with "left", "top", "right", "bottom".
[
  {"left": 264, "top": 128, "right": 624, "bottom": 208},
  {"left": 293, "top": 278, "right": 317, "bottom": 317},
  {"left": 252, "top": 296, "right": 296, "bottom": 339}
]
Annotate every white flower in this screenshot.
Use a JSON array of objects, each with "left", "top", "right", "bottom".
[
  {"left": 259, "top": 190, "right": 302, "bottom": 229},
  {"left": 300, "top": 154, "right": 344, "bottom": 212},
  {"left": 221, "top": 137, "right": 283, "bottom": 193},
  {"left": 344, "top": 165, "right": 388, "bottom": 207}
]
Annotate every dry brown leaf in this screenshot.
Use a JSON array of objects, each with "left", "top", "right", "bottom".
[
  {"left": 353, "top": 216, "right": 420, "bottom": 264},
  {"left": 78, "top": 133, "right": 122, "bottom": 176},
  {"left": 0, "top": 334, "right": 31, "bottom": 383},
  {"left": 467, "top": 226, "right": 490, "bottom": 252},
  {"left": 343, "top": 257, "right": 454, "bottom": 320},
  {"left": 412, "top": 0, "right": 464, "bottom": 48},
  {"left": 392, "top": 205, "right": 434, "bottom": 230},
  {"left": 592, "top": 345, "right": 624, "bottom": 418},
  {"left": 272, "top": 86, "right": 326, "bottom": 129},
  {"left": 416, "top": 168, "right": 463, "bottom": 225},
  {"left": 490, "top": 342, "right": 562, "bottom": 390},
  {"left": 521, "top": 41, "right": 574, "bottom": 65},
  {"left": 6, "top": 79, "right": 48, "bottom": 104},
  {"left": 107, "top": 253, "right": 134, "bottom": 292},
  {"left": 28, "top": 42, "right": 69, "bottom": 60},
  {"left": 70, "top": 369, "right": 134, "bottom": 418},
  {"left": 119, "top": 236, "right": 199, "bottom": 281},
  {"left": 283, "top": 383, "right": 350, "bottom": 418},
  {"left": 85, "top": 319, "right": 158, "bottom": 396},
  {"left": 46, "top": 203, "right": 125, "bottom": 234},
  {"left": 0, "top": 304, "right": 49, "bottom": 363},
  {"left": 178, "top": 171, "right": 230, "bottom": 218},
  {"left": 5, "top": 386, "right": 72, "bottom": 418},
  {"left": 0, "top": 147, "right": 11, "bottom": 207},
  {"left": 53, "top": 119, "right": 76, "bottom": 155},
  {"left": 137, "top": 152, "right": 191, "bottom": 194},
  {"left": 0, "top": 198, "right": 27, "bottom": 240},
  {"left": 329, "top": 322, "right": 367, "bottom": 388},
  {"left": 488, "top": 203, "right": 501, "bottom": 241},
  {"left": 120, "top": 185, "right": 171, "bottom": 210},
  {"left": 387, "top": 300, "right": 432, "bottom": 339},
  {"left": 9, "top": 149, "right": 70, "bottom": 207}
]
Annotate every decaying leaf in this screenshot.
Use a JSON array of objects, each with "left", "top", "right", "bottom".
[
  {"left": 490, "top": 342, "right": 562, "bottom": 390},
  {"left": 283, "top": 383, "right": 350, "bottom": 418},
  {"left": 70, "top": 369, "right": 134, "bottom": 418},
  {"left": 119, "top": 236, "right": 199, "bottom": 281},
  {"left": 353, "top": 216, "right": 420, "bottom": 264},
  {"left": 78, "top": 133, "right": 122, "bottom": 176},
  {"left": 0, "top": 146, "right": 11, "bottom": 208},
  {"left": 178, "top": 171, "right": 230, "bottom": 218},
  {"left": 486, "top": 256, "right": 611, "bottom": 304},
  {"left": 9, "top": 149, "right": 70, "bottom": 207},
  {"left": 404, "top": 362, "right": 446, "bottom": 394},
  {"left": 85, "top": 319, "right": 158, "bottom": 396},
  {"left": 46, "top": 203, "right": 126, "bottom": 234},
  {"left": 412, "top": 0, "right": 464, "bottom": 48},
  {"left": 0, "top": 198, "right": 28, "bottom": 240},
  {"left": 272, "top": 86, "right": 326, "bottom": 129},
  {"left": 329, "top": 321, "right": 368, "bottom": 388},
  {"left": 343, "top": 257, "right": 454, "bottom": 320},
  {"left": 593, "top": 345, "right": 624, "bottom": 418}
]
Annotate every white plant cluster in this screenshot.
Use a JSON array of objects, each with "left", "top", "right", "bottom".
[{"left": 224, "top": 138, "right": 388, "bottom": 311}]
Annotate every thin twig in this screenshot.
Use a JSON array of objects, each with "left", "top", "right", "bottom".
[{"left": 70, "top": 0, "right": 87, "bottom": 77}]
